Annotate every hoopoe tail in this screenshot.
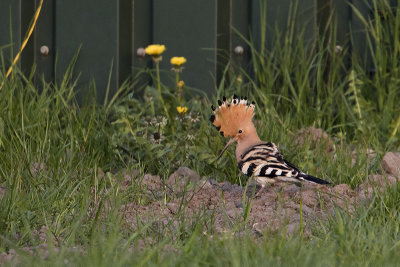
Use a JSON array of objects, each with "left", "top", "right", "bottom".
[{"left": 298, "top": 173, "right": 331, "bottom": 185}]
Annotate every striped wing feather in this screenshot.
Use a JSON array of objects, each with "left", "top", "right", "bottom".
[{"left": 238, "top": 142, "right": 330, "bottom": 184}]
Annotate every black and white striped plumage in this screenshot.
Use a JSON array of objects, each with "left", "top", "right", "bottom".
[
  {"left": 238, "top": 142, "right": 330, "bottom": 185},
  {"left": 210, "top": 95, "right": 330, "bottom": 187}
]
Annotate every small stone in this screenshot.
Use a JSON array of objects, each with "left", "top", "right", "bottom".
[
  {"left": 208, "top": 179, "right": 218, "bottom": 186},
  {"left": 234, "top": 200, "right": 243, "bottom": 208},
  {"left": 166, "top": 203, "right": 178, "bottom": 214},
  {"left": 167, "top": 167, "right": 200, "bottom": 194},
  {"left": 226, "top": 209, "right": 237, "bottom": 219},
  {"left": 252, "top": 222, "right": 269, "bottom": 235},
  {"left": 382, "top": 152, "right": 400, "bottom": 177},
  {"left": 368, "top": 174, "right": 397, "bottom": 187}
]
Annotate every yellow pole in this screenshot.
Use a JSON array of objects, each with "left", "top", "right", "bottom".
[{"left": 0, "top": 0, "right": 44, "bottom": 91}]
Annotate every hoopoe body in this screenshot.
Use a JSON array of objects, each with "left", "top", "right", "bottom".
[{"left": 210, "top": 95, "right": 330, "bottom": 186}]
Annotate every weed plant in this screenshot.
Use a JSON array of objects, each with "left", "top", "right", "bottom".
[{"left": 0, "top": 0, "right": 400, "bottom": 265}]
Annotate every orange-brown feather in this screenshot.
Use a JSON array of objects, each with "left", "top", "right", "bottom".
[{"left": 213, "top": 100, "right": 255, "bottom": 137}]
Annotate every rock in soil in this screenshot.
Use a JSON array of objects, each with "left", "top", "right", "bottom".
[
  {"left": 382, "top": 152, "right": 400, "bottom": 177},
  {"left": 296, "top": 127, "right": 334, "bottom": 152}
]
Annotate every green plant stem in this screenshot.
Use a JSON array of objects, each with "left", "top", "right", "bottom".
[
  {"left": 175, "top": 71, "right": 181, "bottom": 103},
  {"left": 175, "top": 72, "right": 179, "bottom": 92},
  {"left": 155, "top": 60, "right": 170, "bottom": 120},
  {"left": 156, "top": 61, "right": 162, "bottom": 107}
]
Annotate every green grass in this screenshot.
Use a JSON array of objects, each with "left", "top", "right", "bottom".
[{"left": 1, "top": 0, "right": 400, "bottom": 265}]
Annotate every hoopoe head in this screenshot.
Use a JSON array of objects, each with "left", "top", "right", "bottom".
[{"left": 210, "top": 95, "right": 259, "bottom": 159}]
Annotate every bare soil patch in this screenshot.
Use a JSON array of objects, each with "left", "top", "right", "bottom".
[{"left": 122, "top": 150, "right": 400, "bottom": 237}]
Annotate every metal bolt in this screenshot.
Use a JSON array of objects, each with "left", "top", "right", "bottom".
[
  {"left": 40, "top": 45, "right": 49, "bottom": 56},
  {"left": 335, "top": 45, "right": 343, "bottom": 54},
  {"left": 234, "top": 46, "right": 244, "bottom": 56},
  {"left": 137, "top": 47, "right": 146, "bottom": 57}
]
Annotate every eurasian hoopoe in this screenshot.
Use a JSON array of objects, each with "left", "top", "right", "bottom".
[{"left": 209, "top": 95, "right": 330, "bottom": 186}]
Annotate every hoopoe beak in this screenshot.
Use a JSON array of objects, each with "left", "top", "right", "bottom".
[{"left": 216, "top": 136, "right": 239, "bottom": 161}]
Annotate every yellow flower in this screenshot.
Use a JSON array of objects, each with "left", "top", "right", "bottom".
[
  {"left": 145, "top": 44, "right": 166, "bottom": 56},
  {"left": 177, "top": 106, "right": 188, "bottom": 114},
  {"left": 177, "top": 80, "right": 184, "bottom": 88},
  {"left": 170, "top": 57, "right": 187, "bottom": 67}
]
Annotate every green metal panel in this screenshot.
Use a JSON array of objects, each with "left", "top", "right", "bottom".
[
  {"left": 0, "top": 0, "right": 54, "bottom": 81},
  {"left": 54, "top": 0, "right": 117, "bottom": 101},
  {"left": 0, "top": 0, "right": 33, "bottom": 71},
  {"left": 251, "top": 0, "right": 317, "bottom": 51},
  {"left": 1, "top": 0, "right": 395, "bottom": 100},
  {"left": 132, "top": 0, "right": 153, "bottom": 91},
  {"left": 325, "top": 0, "right": 350, "bottom": 69},
  {"left": 331, "top": 0, "right": 350, "bottom": 46},
  {"left": 216, "top": 0, "right": 231, "bottom": 83},
  {"left": 34, "top": 0, "right": 55, "bottom": 82},
  {"left": 153, "top": 0, "right": 218, "bottom": 95},
  {"left": 0, "top": 0, "right": 20, "bottom": 66},
  {"left": 350, "top": 0, "right": 371, "bottom": 66},
  {"left": 329, "top": 0, "right": 372, "bottom": 69},
  {"left": 19, "top": 1, "right": 34, "bottom": 74},
  {"left": 54, "top": 0, "right": 130, "bottom": 102},
  {"left": 232, "top": 0, "right": 252, "bottom": 73},
  {"left": 118, "top": 0, "right": 133, "bottom": 86}
]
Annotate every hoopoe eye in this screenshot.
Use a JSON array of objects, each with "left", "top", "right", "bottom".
[{"left": 238, "top": 130, "right": 243, "bottom": 134}]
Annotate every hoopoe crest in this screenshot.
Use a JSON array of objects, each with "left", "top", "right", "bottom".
[{"left": 210, "top": 95, "right": 330, "bottom": 186}]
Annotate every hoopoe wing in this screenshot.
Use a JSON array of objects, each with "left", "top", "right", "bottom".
[{"left": 237, "top": 142, "right": 330, "bottom": 185}]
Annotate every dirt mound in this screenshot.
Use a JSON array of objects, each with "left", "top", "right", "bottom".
[
  {"left": 123, "top": 176, "right": 354, "bottom": 237},
  {"left": 122, "top": 152, "right": 400, "bottom": 237},
  {"left": 2, "top": 152, "right": 400, "bottom": 264}
]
